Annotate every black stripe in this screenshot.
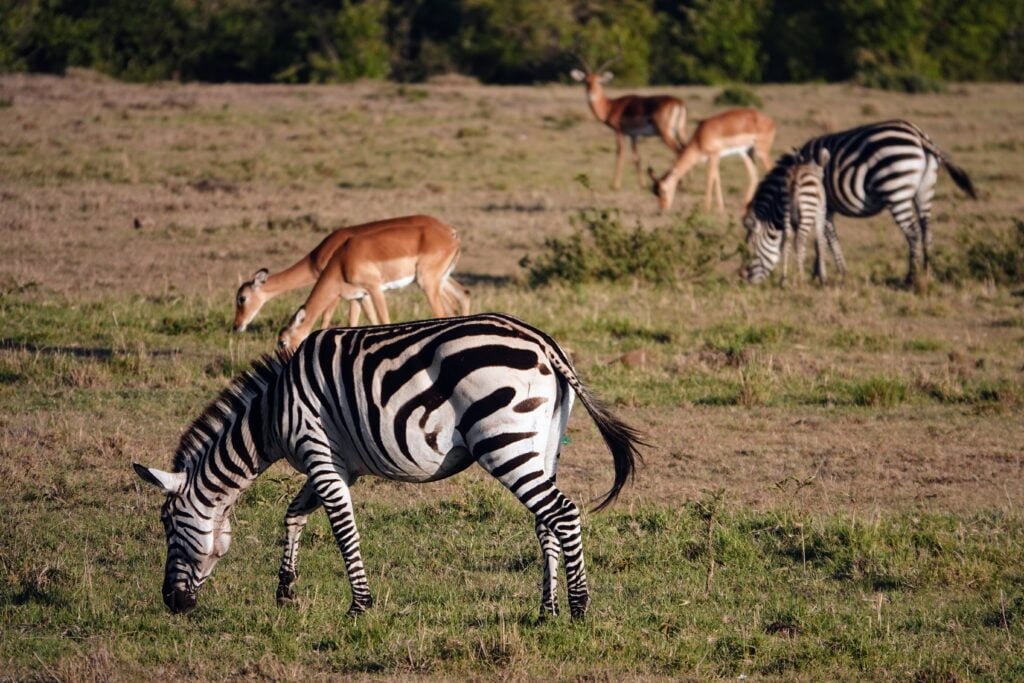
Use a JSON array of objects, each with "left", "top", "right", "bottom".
[
  {"left": 456, "top": 387, "right": 516, "bottom": 437},
  {"left": 484, "top": 447, "right": 538, "bottom": 475}
]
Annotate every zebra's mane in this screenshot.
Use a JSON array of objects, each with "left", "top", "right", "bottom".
[
  {"left": 749, "top": 152, "right": 800, "bottom": 221},
  {"left": 171, "top": 354, "right": 284, "bottom": 473}
]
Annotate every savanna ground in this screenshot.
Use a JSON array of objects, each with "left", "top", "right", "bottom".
[{"left": 1, "top": 71, "right": 1022, "bottom": 680}]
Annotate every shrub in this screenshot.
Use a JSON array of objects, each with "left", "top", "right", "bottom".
[
  {"left": 849, "top": 375, "right": 908, "bottom": 407},
  {"left": 713, "top": 85, "right": 763, "bottom": 108},
  {"left": 519, "top": 208, "right": 727, "bottom": 287},
  {"left": 935, "top": 219, "right": 1024, "bottom": 286}
]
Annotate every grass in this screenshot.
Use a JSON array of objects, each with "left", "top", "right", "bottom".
[{"left": 2, "top": 74, "right": 1023, "bottom": 678}]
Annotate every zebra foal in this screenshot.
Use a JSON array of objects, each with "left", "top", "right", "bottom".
[
  {"left": 742, "top": 119, "right": 975, "bottom": 288},
  {"left": 780, "top": 149, "right": 847, "bottom": 286},
  {"left": 133, "top": 313, "right": 643, "bottom": 620}
]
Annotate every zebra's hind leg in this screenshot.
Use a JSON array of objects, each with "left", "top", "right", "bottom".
[
  {"left": 824, "top": 217, "right": 847, "bottom": 284},
  {"left": 478, "top": 451, "right": 590, "bottom": 620},
  {"left": 277, "top": 479, "right": 322, "bottom": 606},
  {"left": 309, "top": 464, "right": 374, "bottom": 616},
  {"left": 535, "top": 519, "right": 561, "bottom": 618},
  {"left": 889, "top": 200, "right": 923, "bottom": 289}
]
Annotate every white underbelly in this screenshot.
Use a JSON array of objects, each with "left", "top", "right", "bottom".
[
  {"left": 382, "top": 274, "right": 415, "bottom": 291},
  {"left": 720, "top": 145, "right": 752, "bottom": 158}
]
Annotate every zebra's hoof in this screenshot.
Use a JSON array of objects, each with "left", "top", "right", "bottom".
[
  {"left": 569, "top": 597, "right": 590, "bottom": 621},
  {"left": 538, "top": 605, "right": 559, "bottom": 622},
  {"left": 346, "top": 595, "right": 374, "bottom": 617},
  {"left": 276, "top": 584, "right": 298, "bottom": 607}
]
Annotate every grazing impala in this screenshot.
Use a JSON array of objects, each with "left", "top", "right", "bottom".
[
  {"left": 233, "top": 216, "right": 469, "bottom": 332},
  {"left": 570, "top": 55, "right": 686, "bottom": 190},
  {"left": 277, "top": 216, "right": 469, "bottom": 352},
  {"left": 648, "top": 108, "right": 776, "bottom": 212}
]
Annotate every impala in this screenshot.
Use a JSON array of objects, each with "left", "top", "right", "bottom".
[
  {"left": 648, "top": 107, "right": 776, "bottom": 212},
  {"left": 233, "top": 216, "right": 469, "bottom": 332},
  {"left": 277, "top": 215, "right": 469, "bottom": 352},
  {"left": 570, "top": 55, "right": 686, "bottom": 190}
]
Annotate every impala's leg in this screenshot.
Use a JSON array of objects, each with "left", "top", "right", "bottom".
[
  {"left": 443, "top": 278, "right": 471, "bottom": 316},
  {"left": 347, "top": 299, "right": 361, "bottom": 327},
  {"left": 630, "top": 136, "right": 645, "bottom": 189},
  {"left": 366, "top": 285, "right": 390, "bottom": 325},
  {"left": 320, "top": 297, "right": 340, "bottom": 330},
  {"left": 705, "top": 154, "right": 723, "bottom": 212},
  {"left": 276, "top": 479, "right": 322, "bottom": 605},
  {"left": 307, "top": 462, "right": 372, "bottom": 615},
  {"left": 419, "top": 277, "right": 449, "bottom": 319},
  {"left": 740, "top": 151, "right": 759, "bottom": 206},
  {"left": 612, "top": 133, "right": 626, "bottom": 190}
]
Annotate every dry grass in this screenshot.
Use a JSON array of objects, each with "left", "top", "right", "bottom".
[{"left": 1, "top": 73, "right": 1023, "bottom": 678}]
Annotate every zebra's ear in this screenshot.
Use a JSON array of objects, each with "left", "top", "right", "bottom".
[
  {"left": 133, "top": 463, "right": 185, "bottom": 494},
  {"left": 817, "top": 148, "right": 831, "bottom": 167}
]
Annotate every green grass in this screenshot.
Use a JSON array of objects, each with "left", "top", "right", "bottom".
[{"left": 3, "top": 480, "right": 1022, "bottom": 679}]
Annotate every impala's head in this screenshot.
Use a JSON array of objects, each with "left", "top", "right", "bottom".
[
  {"left": 133, "top": 463, "right": 234, "bottom": 614},
  {"left": 233, "top": 268, "right": 269, "bottom": 332},
  {"left": 647, "top": 166, "right": 675, "bottom": 211},
  {"left": 570, "top": 68, "right": 613, "bottom": 91},
  {"left": 276, "top": 307, "right": 307, "bottom": 354}
]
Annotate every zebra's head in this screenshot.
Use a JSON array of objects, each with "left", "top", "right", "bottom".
[
  {"left": 233, "top": 268, "right": 270, "bottom": 333},
  {"left": 741, "top": 209, "right": 784, "bottom": 284},
  {"left": 133, "top": 463, "right": 234, "bottom": 614}
]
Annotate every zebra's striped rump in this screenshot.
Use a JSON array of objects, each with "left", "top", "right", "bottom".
[{"left": 135, "top": 314, "right": 643, "bottom": 619}]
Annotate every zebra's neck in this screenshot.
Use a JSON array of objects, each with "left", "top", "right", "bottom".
[{"left": 172, "top": 356, "right": 284, "bottom": 512}]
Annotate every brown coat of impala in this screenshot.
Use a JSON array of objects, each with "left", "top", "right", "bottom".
[
  {"left": 277, "top": 215, "right": 468, "bottom": 353},
  {"left": 571, "top": 56, "right": 686, "bottom": 190},
  {"left": 233, "top": 216, "right": 469, "bottom": 332},
  {"left": 649, "top": 107, "right": 776, "bottom": 212}
]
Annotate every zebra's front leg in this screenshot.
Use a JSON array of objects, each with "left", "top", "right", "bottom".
[
  {"left": 277, "top": 479, "right": 322, "bottom": 606},
  {"left": 310, "top": 465, "right": 373, "bottom": 616},
  {"left": 535, "top": 519, "right": 562, "bottom": 618}
]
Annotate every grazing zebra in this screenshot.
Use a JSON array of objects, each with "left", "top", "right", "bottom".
[
  {"left": 133, "top": 313, "right": 643, "bottom": 620},
  {"left": 741, "top": 119, "right": 976, "bottom": 288},
  {"left": 780, "top": 149, "right": 847, "bottom": 285}
]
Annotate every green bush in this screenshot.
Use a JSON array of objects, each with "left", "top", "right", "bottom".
[
  {"left": 849, "top": 375, "right": 909, "bottom": 408},
  {"left": 713, "top": 85, "right": 763, "bottom": 108},
  {"left": 519, "top": 208, "right": 727, "bottom": 287},
  {"left": 935, "top": 219, "right": 1024, "bottom": 286}
]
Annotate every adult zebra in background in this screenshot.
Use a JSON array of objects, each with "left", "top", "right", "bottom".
[
  {"left": 741, "top": 119, "right": 976, "bottom": 288},
  {"left": 133, "top": 313, "right": 643, "bottom": 620}
]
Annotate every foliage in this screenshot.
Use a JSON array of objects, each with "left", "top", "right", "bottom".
[
  {"left": 935, "top": 219, "right": 1024, "bottom": 286},
  {"left": 519, "top": 208, "right": 727, "bottom": 287},
  {"left": 712, "top": 85, "right": 763, "bottom": 108},
  {"left": 2, "top": 0, "right": 1023, "bottom": 83}
]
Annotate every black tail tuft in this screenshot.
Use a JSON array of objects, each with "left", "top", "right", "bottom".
[
  {"left": 574, "top": 385, "right": 646, "bottom": 512},
  {"left": 944, "top": 159, "right": 977, "bottom": 200}
]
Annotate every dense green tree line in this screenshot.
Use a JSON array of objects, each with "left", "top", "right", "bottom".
[{"left": 2, "top": 0, "right": 1021, "bottom": 84}]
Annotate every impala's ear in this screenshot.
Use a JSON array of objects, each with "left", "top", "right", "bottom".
[
  {"left": 569, "top": 69, "right": 586, "bottom": 82},
  {"left": 817, "top": 148, "right": 830, "bottom": 167},
  {"left": 133, "top": 463, "right": 185, "bottom": 494},
  {"left": 292, "top": 307, "right": 306, "bottom": 327},
  {"left": 252, "top": 268, "right": 269, "bottom": 288},
  {"left": 600, "top": 71, "right": 614, "bottom": 83}
]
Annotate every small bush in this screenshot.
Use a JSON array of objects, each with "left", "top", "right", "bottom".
[
  {"left": 713, "top": 85, "right": 763, "bottom": 109},
  {"left": 856, "top": 67, "right": 947, "bottom": 94},
  {"left": 935, "top": 219, "right": 1024, "bottom": 286},
  {"left": 849, "top": 375, "right": 908, "bottom": 407},
  {"left": 519, "top": 208, "right": 727, "bottom": 287}
]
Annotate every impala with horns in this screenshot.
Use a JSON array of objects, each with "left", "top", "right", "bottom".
[
  {"left": 570, "top": 53, "right": 686, "bottom": 190},
  {"left": 233, "top": 216, "right": 469, "bottom": 333},
  {"left": 648, "top": 107, "right": 775, "bottom": 212},
  {"left": 277, "top": 215, "right": 469, "bottom": 353}
]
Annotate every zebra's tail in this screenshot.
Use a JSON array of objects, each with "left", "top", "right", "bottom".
[
  {"left": 922, "top": 137, "right": 977, "bottom": 200},
  {"left": 541, "top": 343, "right": 645, "bottom": 511}
]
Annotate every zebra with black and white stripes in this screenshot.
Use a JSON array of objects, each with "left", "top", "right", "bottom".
[
  {"left": 133, "top": 313, "right": 643, "bottom": 620},
  {"left": 741, "top": 119, "right": 976, "bottom": 288},
  {"left": 780, "top": 148, "right": 847, "bottom": 285}
]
